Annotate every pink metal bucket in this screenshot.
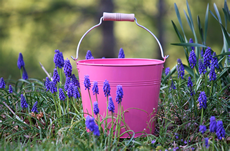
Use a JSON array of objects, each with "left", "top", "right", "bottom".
[{"left": 73, "top": 13, "right": 168, "bottom": 138}]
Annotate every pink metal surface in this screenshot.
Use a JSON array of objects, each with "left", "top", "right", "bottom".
[{"left": 77, "top": 58, "right": 164, "bottom": 138}]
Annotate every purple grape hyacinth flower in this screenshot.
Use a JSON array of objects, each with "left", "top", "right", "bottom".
[
  {"left": 45, "top": 77, "right": 50, "bottom": 91},
  {"left": 187, "top": 77, "right": 193, "bottom": 87},
  {"left": 209, "top": 64, "right": 216, "bottom": 81},
  {"left": 173, "top": 147, "right": 179, "bottom": 151},
  {"left": 211, "top": 52, "right": 219, "bottom": 69},
  {"left": 189, "top": 38, "right": 195, "bottom": 50},
  {"left": 116, "top": 85, "right": 123, "bottom": 104},
  {"left": 93, "top": 101, "right": 99, "bottom": 115},
  {"left": 73, "top": 86, "right": 81, "bottom": 99},
  {"left": 22, "top": 67, "right": 28, "bottom": 80},
  {"left": 67, "top": 83, "right": 74, "bottom": 98},
  {"left": 49, "top": 81, "right": 57, "bottom": 93},
  {"left": 165, "top": 67, "right": 170, "bottom": 76},
  {"left": 0, "top": 77, "right": 5, "bottom": 89},
  {"left": 108, "top": 96, "right": 115, "bottom": 113},
  {"left": 201, "top": 48, "right": 204, "bottom": 58},
  {"left": 84, "top": 75, "right": 91, "bottom": 90},
  {"left": 216, "top": 120, "right": 225, "bottom": 140},
  {"left": 118, "top": 48, "right": 125, "bottom": 58},
  {"left": 9, "top": 85, "right": 13, "bottom": 93},
  {"left": 198, "top": 59, "right": 206, "bottom": 74},
  {"left": 53, "top": 50, "right": 64, "bottom": 68},
  {"left": 93, "top": 125, "right": 100, "bottom": 136},
  {"left": 53, "top": 68, "right": 60, "bottom": 85},
  {"left": 204, "top": 138, "right": 209, "bottom": 148},
  {"left": 85, "top": 115, "right": 96, "bottom": 132},
  {"left": 169, "top": 80, "right": 176, "bottom": 91},
  {"left": 189, "top": 50, "right": 197, "bottom": 68},
  {"left": 177, "top": 59, "right": 184, "bottom": 79},
  {"left": 187, "top": 77, "right": 194, "bottom": 96},
  {"left": 151, "top": 140, "right": 156, "bottom": 144},
  {"left": 31, "top": 101, "right": 38, "bottom": 113},
  {"left": 103, "top": 80, "right": 111, "bottom": 97},
  {"left": 85, "top": 50, "right": 94, "bottom": 60},
  {"left": 17, "top": 53, "right": 25, "bottom": 69},
  {"left": 71, "top": 74, "right": 80, "bottom": 87},
  {"left": 59, "top": 88, "right": 66, "bottom": 101},
  {"left": 64, "top": 58, "right": 72, "bottom": 77},
  {"left": 198, "top": 91, "right": 207, "bottom": 109},
  {"left": 64, "top": 77, "right": 71, "bottom": 91},
  {"left": 203, "top": 47, "right": 212, "bottom": 68},
  {"left": 92, "top": 81, "right": 99, "bottom": 95},
  {"left": 210, "top": 116, "right": 217, "bottom": 133},
  {"left": 175, "top": 133, "right": 179, "bottom": 139},
  {"left": 199, "top": 125, "right": 206, "bottom": 134},
  {"left": 21, "top": 94, "right": 28, "bottom": 108}
]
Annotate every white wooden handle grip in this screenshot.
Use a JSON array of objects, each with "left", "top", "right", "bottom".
[{"left": 103, "top": 12, "right": 135, "bottom": 22}]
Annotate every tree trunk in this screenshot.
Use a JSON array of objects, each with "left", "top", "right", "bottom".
[{"left": 98, "top": 0, "right": 116, "bottom": 58}]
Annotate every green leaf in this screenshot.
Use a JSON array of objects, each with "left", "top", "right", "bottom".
[
  {"left": 204, "top": 4, "right": 209, "bottom": 44},
  {"left": 183, "top": 10, "right": 193, "bottom": 33},
  {"left": 171, "top": 21, "right": 185, "bottom": 43},
  {"left": 174, "top": 3, "right": 186, "bottom": 36},
  {"left": 183, "top": 64, "right": 194, "bottom": 77},
  {"left": 216, "top": 52, "right": 230, "bottom": 57},
  {"left": 217, "top": 67, "right": 230, "bottom": 81},
  {"left": 213, "top": 3, "right": 222, "bottom": 24},
  {"left": 197, "top": 16, "right": 204, "bottom": 41},
  {"left": 209, "top": 10, "right": 218, "bottom": 21},
  {"left": 186, "top": 0, "right": 194, "bottom": 29},
  {"left": 171, "top": 43, "right": 207, "bottom": 48},
  {"left": 220, "top": 24, "right": 230, "bottom": 47}
]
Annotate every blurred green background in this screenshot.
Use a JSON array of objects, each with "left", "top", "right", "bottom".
[{"left": 0, "top": 0, "right": 224, "bottom": 80}]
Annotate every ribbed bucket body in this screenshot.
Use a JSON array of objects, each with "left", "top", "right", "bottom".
[{"left": 77, "top": 58, "right": 164, "bottom": 138}]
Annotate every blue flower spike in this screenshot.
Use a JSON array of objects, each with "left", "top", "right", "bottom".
[
  {"left": 31, "top": 101, "right": 38, "bottom": 113},
  {"left": 103, "top": 80, "right": 111, "bottom": 97},
  {"left": 21, "top": 94, "right": 28, "bottom": 109},
  {"left": 93, "top": 101, "right": 99, "bottom": 115},
  {"left": 17, "top": 53, "right": 25, "bottom": 69},
  {"left": 108, "top": 96, "right": 115, "bottom": 113},
  {"left": 64, "top": 58, "right": 72, "bottom": 77},
  {"left": 54, "top": 50, "right": 64, "bottom": 68},
  {"left": 116, "top": 85, "right": 123, "bottom": 104},
  {"left": 0, "top": 77, "right": 5, "bottom": 89},
  {"left": 177, "top": 59, "right": 184, "bottom": 79},
  {"left": 118, "top": 48, "right": 125, "bottom": 58},
  {"left": 84, "top": 75, "right": 91, "bottom": 90},
  {"left": 92, "top": 81, "right": 99, "bottom": 95}
]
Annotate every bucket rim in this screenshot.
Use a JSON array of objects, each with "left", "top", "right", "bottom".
[{"left": 77, "top": 58, "right": 165, "bottom": 67}]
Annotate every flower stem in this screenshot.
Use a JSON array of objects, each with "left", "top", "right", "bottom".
[
  {"left": 200, "top": 108, "right": 204, "bottom": 125},
  {"left": 194, "top": 68, "right": 196, "bottom": 82},
  {"left": 56, "top": 88, "right": 62, "bottom": 117},
  {"left": 212, "top": 133, "right": 215, "bottom": 151},
  {"left": 106, "top": 96, "right": 108, "bottom": 130},
  {"left": 71, "top": 97, "right": 80, "bottom": 115},
  {"left": 210, "top": 81, "right": 214, "bottom": 96},
  {"left": 52, "top": 93, "right": 59, "bottom": 118},
  {"left": 117, "top": 103, "right": 122, "bottom": 141},
  {"left": 20, "top": 69, "right": 23, "bottom": 79},
  {"left": 88, "top": 89, "right": 94, "bottom": 117}
]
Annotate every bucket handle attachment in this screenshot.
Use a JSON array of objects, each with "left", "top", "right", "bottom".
[{"left": 72, "top": 12, "right": 169, "bottom": 61}]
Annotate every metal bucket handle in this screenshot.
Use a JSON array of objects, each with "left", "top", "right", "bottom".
[{"left": 72, "top": 12, "right": 169, "bottom": 61}]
